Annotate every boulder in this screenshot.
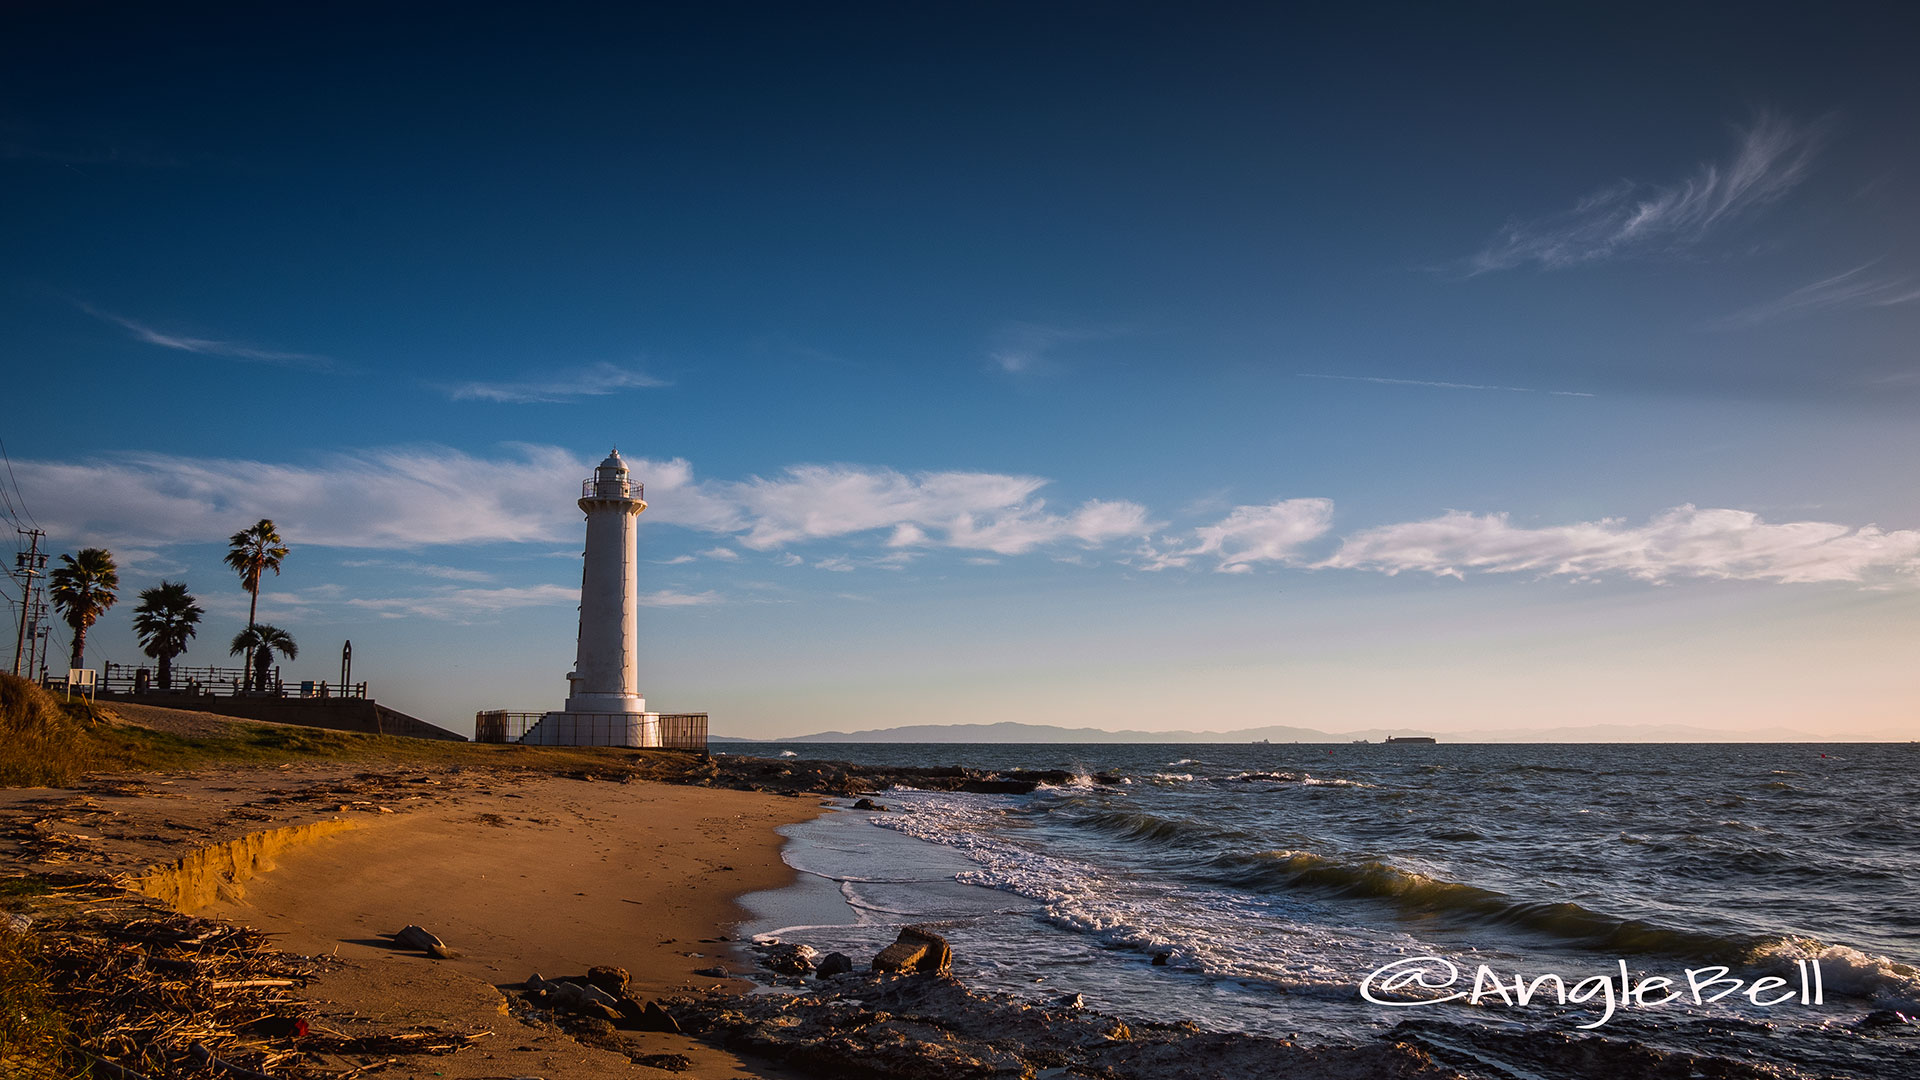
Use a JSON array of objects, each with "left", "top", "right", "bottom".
[
  {"left": 816, "top": 951, "right": 854, "bottom": 978},
  {"left": 871, "top": 925, "right": 952, "bottom": 975},
  {"left": 387, "top": 925, "right": 453, "bottom": 957},
  {"left": 586, "top": 965, "right": 630, "bottom": 994},
  {"left": 852, "top": 797, "right": 889, "bottom": 811},
  {"left": 763, "top": 942, "right": 819, "bottom": 975},
  {"left": 635, "top": 1000, "right": 683, "bottom": 1033}
]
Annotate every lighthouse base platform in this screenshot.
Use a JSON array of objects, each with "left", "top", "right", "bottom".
[
  {"left": 476, "top": 709, "right": 710, "bottom": 751},
  {"left": 520, "top": 710, "right": 662, "bottom": 748}
]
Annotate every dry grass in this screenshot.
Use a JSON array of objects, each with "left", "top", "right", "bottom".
[
  {"left": 0, "top": 674, "right": 96, "bottom": 788},
  {"left": 0, "top": 923, "right": 82, "bottom": 1080}
]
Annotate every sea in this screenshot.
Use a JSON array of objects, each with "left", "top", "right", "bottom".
[{"left": 722, "top": 741, "right": 1920, "bottom": 1079}]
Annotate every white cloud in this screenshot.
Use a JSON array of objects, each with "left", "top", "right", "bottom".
[
  {"left": 338, "top": 558, "right": 495, "bottom": 583},
  {"left": 1321, "top": 505, "right": 1920, "bottom": 584},
  {"left": 15, "top": 446, "right": 1150, "bottom": 563},
  {"left": 639, "top": 589, "right": 722, "bottom": 606},
  {"left": 706, "top": 464, "right": 1149, "bottom": 555},
  {"left": 78, "top": 304, "right": 333, "bottom": 370},
  {"left": 442, "top": 362, "right": 668, "bottom": 403},
  {"left": 14, "top": 444, "right": 588, "bottom": 550},
  {"left": 1713, "top": 263, "right": 1920, "bottom": 328},
  {"left": 1467, "top": 111, "right": 1822, "bottom": 273},
  {"left": 347, "top": 584, "right": 578, "bottom": 620},
  {"left": 1141, "top": 499, "right": 1337, "bottom": 573},
  {"left": 944, "top": 498, "right": 1152, "bottom": 556}
]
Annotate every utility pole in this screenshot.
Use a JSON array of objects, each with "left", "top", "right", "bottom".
[{"left": 12, "top": 529, "right": 46, "bottom": 677}]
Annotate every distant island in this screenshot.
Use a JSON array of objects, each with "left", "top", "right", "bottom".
[{"left": 715, "top": 719, "right": 1833, "bottom": 744}]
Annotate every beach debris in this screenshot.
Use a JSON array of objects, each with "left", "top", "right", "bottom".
[
  {"left": 816, "top": 951, "right": 854, "bottom": 978},
  {"left": 385, "top": 923, "right": 455, "bottom": 958},
  {"left": 871, "top": 924, "right": 952, "bottom": 975},
  {"left": 692, "top": 965, "right": 729, "bottom": 977},
  {"left": 189, "top": 1041, "right": 280, "bottom": 1079},
  {"left": 631, "top": 1052, "right": 694, "bottom": 1071}
]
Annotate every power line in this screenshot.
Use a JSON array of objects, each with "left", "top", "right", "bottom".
[{"left": 0, "top": 437, "right": 37, "bottom": 531}]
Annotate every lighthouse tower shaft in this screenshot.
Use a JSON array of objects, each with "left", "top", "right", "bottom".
[{"left": 566, "top": 464, "right": 647, "bottom": 713}]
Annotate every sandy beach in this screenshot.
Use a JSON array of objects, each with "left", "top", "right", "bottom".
[{"left": 0, "top": 708, "right": 825, "bottom": 1079}]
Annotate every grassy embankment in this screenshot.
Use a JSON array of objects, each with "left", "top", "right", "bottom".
[{"left": 0, "top": 671, "right": 709, "bottom": 783}]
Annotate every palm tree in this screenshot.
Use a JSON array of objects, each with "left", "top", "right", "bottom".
[
  {"left": 229, "top": 624, "right": 297, "bottom": 694},
  {"left": 49, "top": 548, "right": 119, "bottom": 670},
  {"left": 131, "top": 581, "right": 204, "bottom": 690},
  {"left": 224, "top": 520, "right": 289, "bottom": 689}
]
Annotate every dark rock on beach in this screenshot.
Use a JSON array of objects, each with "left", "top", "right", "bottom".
[
  {"left": 602, "top": 752, "right": 1123, "bottom": 799},
  {"left": 871, "top": 925, "right": 952, "bottom": 976},
  {"left": 760, "top": 941, "right": 820, "bottom": 975},
  {"left": 667, "top": 968, "right": 1459, "bottom": 1080}
]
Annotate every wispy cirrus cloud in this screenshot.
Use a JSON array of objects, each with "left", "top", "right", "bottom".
[
  {"left": 77, "top": 303, "right": 334, "bottom": 370},
  {"left": 1713, "top": 263, "right": 1920, "bottom": 328},
  {"left": 1466, "top": 111, "right": 1824, "bottom": 274},
  {"left": 1320, "top": 506, "right": 1920, "bottom": 585},
  {"left": 1299, "top": 373, "right": 1595, "bottom": 398},
  {"left": 441, "top": 362, "right": 668, "bottom": 403},
  {"left": 988, "top": 322, "right": 1123, "bottom": 376}
]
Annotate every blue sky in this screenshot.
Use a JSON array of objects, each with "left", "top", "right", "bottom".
[{"left": 4, "top": 3, "right": 1918, "bottom": 738}]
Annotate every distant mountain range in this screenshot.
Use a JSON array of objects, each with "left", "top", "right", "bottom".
[{"left": 712, "top": 719, "right": 1838, "bottom": 743}]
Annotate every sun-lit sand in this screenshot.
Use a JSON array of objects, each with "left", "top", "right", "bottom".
[
  {"left": 203, "top": 775, "right": 821, "bottom": 1078},
  {"left": 0, "top": 704, "right": 825, "bottom": 1079}
]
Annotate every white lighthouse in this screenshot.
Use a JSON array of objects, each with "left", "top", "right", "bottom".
[{"left": 521, "top": 450, "right": 660, "bottom": 747}]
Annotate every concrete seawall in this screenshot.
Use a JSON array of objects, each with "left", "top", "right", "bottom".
[{"left": 102, "top": 693, "right": 467, "bottom": 741}]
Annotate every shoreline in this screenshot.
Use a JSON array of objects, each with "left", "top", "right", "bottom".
[{"left": 5, "top": 703, "right": 1870, "bottom": 1079}]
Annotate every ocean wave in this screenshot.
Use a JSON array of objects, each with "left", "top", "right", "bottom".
[
  {"left": 1167, "top": 758, "right": 1200, "bottom": 766},
  {"left": 1067, "top": 808, "right": 1251, "bottom": 849},
  {"left": 1747, "top": 939, "right": 1920, "bottom": 1010},
  {"left": 867, "top": 790, "right": 1390, "bottom": 994},
  {"left": 1208, "top": 849, "right": 1767, "bottom": 960},
  {"left": 1151, "top": 773, "right": 1194, "bottom": 783},
  {"left": 1214, "top": 770, "right": 1374, "bottom": 788}
]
